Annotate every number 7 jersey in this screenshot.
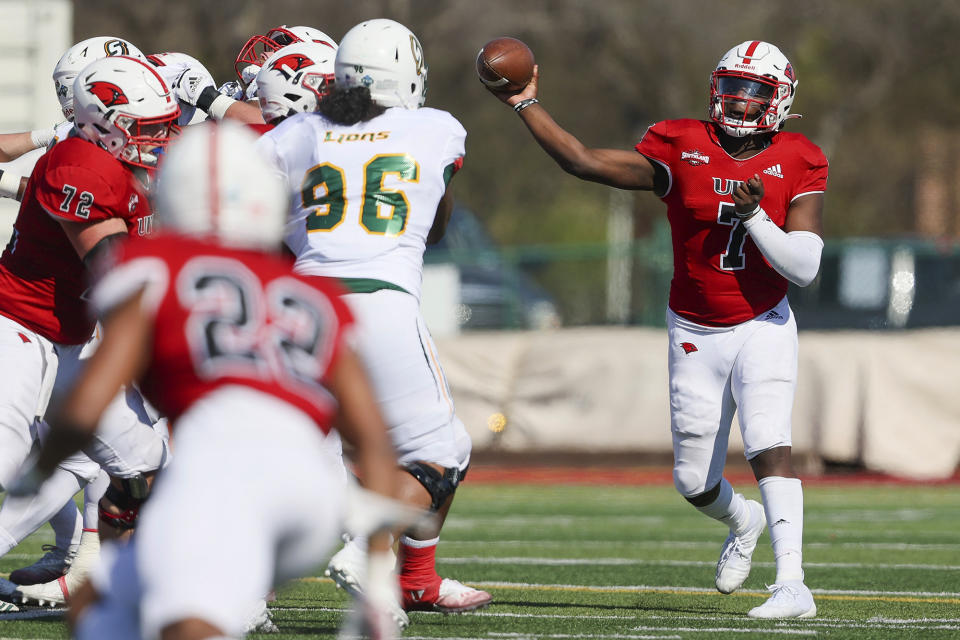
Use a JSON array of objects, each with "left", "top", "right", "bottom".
[
  {"left": 257, "top": 107, "right": 466, "bottom": 300},
  {"left": 636, "top": 119, "right": 828, "bottom": 326}
]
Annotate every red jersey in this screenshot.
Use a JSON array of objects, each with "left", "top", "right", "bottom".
[
  {"left": 635, "top": 119, "right": 828, "bottom": 326},
  {"left": 90, "top": 234, "right": 352, "bottom": 432},
  {"left": 0, "top": 136, "right": 153, "bottom": 344},
  {"left": 246, "top": 123, "right": 275, "bottom": 136}
]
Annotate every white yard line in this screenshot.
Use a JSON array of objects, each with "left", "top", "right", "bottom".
[
  {"left": 439, "top": 540, "right": 960, "bottom": 551},
  {"left": 436, "top": 555, "right": 960, "bottom": 571}
]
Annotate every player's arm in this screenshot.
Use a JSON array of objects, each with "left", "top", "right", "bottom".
[
  {"left": 0, "top": 168, "right": 29, "bottom": 201},
  {"left": 488, "top": 66, "right": 658, "bottom": 190},
  {"left": 8, "top": 290, "right": 151, "bottom": 493},
  {"left": 327, "top": 346, "right": 398, "bottom": 504},
  {"left": 57, "top": 216, "right": 128, "bottom": 267},
  {"left": 0, "top": 132, "right": 39, "bottom": 162},
  {"left": 427, "top": 187, "right": 454, "bottom": 245},
  {"left": 0, "top": 126, "right": 55, "bottom": 162},
  {"left": 733, "top": 175, "right": 824, "bottom": 287}
]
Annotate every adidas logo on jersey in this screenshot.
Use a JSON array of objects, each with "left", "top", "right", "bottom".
[
  {"left": 763, "top": 164, "right": 784, "bottom": 179},
  {"left": 764, "top": 310, "right": 783, "bottom": 321}
]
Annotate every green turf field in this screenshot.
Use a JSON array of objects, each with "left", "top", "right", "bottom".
[{"left": 1, "top": 482, "right": 958, "bottom": 639}]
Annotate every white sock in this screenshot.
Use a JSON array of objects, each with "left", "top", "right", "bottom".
[
  {"left": 83, "top": 471, "right": 110, "bottom": 529},
  {"left": 0, "top": 468, "right": 84, "bottom": 553},
  {"left": 399, "top": 535, "right": 439, "bottom": 549},
  {"left": 49, "top": 499, "right": 83, "bottom": 551},
  {"left": 758, "top": 476, "right": 805, "bottom": 583},
  {"left": 694, "top": 478, "right": 754, "bottom": 535}
]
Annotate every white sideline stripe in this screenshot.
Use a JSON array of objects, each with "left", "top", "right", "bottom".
[
  {"left": 632, "top": 627, "right": 814, "bottom": 636},
  {"left": 440, "top": 540, "right": 960, "bottom": 551},
  {"left": 445, "top": 516, "right": 667, "bottom": 527},
  {"left": 645, "top": 613, "right": 960, "bottom": 630},
  {"left": 290, "top": 607, "right": 960, "bottom": 631},
  {"left": 463, "top": 580, "right": 960, "bottom": 598},
  {"left": 406, "top": 636, "right": 680, "bottom": 640},
  {"left": 438, "top": 556, "right": 960, "bottom": 571}
]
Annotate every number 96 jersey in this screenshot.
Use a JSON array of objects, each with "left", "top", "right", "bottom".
[
  {"left": 636, "top": 119, "right": 828, "bottom": 326},
  {"left": 256, "top": 107, "right": 466, "bottom": 300},
  {"left": 90, "top": 234, "right": 353, "bottom": 433}
]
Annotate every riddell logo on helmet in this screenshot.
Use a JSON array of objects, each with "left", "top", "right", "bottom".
[
  {"left": 734, "top": 63, "right": 757, "bottom": 70},
  {"left": 87, "top": 81, "right": 129, "bottom": 107}
]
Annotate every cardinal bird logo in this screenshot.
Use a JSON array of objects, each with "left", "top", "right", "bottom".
[
  {"left": 784, "top": 63, "right": 796, "bottom": 84},
  {"left": 680, "top": 342, "right": 698, "bottom": 355},
  {"left": 270, "top": 54, "right": 313, "bottom": 78},
  {"left": 87, "top": 81, "right": 130, "bottom": 107}
]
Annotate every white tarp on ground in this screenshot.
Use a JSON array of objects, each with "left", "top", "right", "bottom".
[{"left": 436, "top": 328, "right": 960, "bottom": 480}]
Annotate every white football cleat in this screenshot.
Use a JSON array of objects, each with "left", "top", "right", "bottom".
[
  {"left": 15, "top": 528, "right": 99, "bottom": 607},
  {"left": 243, "top": 598, "right": 279, "bottom": 634},
  {"left": 326, "top": 537, "right": 368, "bottom": 598},
  {"left": 326, "top": 539, "right": 409, "bottom": 630},
  {"left": 15, "top": 576, "right": 69, "bottom": 608},
  {"left": 434, "top": 579, "right": 493, "bottom": 614},
  {"left": 748, "top": 580, "right": 817, "bottom": 619},
  {"left": 715, "top": 499, "right": 765, "bottom": 594},
  {"left": 9, "top": 544, "right": 77, "bottom": 585},
  {"left": 403, "top": 578, "right": 492, "bottom": 614},
  {"left": 0, "top": 599, "right": 19, "bottom": 612}
]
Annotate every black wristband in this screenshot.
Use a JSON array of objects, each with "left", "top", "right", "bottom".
[
  {"left": 196, "top": 85, "right": 221, "bottom": 113},
  {"left": 513, "top": 98, "right": 539, "bottom": 113}
]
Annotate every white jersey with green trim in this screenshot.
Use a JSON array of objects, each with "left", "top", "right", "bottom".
[{"left": 258, "top": 106, "right": 466, "bottom": 300}]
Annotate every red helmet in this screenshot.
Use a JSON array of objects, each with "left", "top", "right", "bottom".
[{"left": 234, "top": 25, "right": 337, "bottom": 86}]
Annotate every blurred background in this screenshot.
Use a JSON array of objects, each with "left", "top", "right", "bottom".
[{"left": 2, "top": 0, "right": 958, "bottom": 478}]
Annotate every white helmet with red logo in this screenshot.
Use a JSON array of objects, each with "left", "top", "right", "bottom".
[
  {"left": 72, "top": 56, "right": 181, "bottom": 169},
  {"left": 53, "top": 36, "right": 146, "bottom": 122},
  {"left": 256, "top": 42, "right": 336, "bottom": 124},
  {"left": 234, "top": 24, "right": 337, "bottom": 86},
  {"left": 155, "top": 120, "right": 286, "bottom": 250},
  {"left": 709, "top": 40, "right": 799, "bottom": 138}
]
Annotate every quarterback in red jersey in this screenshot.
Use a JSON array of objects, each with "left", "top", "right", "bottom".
[
  {"left": 12, "top": 121, "right": 408, "bottom": 640},
  {"left": 489, "top": 40, "right": 825, "bottom": 619}
]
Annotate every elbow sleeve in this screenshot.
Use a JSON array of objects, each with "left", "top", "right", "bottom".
[{"left": 742, "top": 211, "right": 823, "bottom": 287}]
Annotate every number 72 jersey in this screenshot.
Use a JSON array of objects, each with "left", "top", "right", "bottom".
[
  {"left": 257, "top": 107, "right": 466, "bottom": 300},
  {"left": 636, "top": 118, "right": 828, "bottom": 326}
]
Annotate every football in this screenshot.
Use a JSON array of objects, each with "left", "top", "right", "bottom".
[{"left": 476, "top": 37, "right": 535, "bottom": 92}]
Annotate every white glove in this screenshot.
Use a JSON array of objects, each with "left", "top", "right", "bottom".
[
  {"left": 217, "top": 81, "right": 242, "bottom": 99},
  {"left": 342, "top": 480, "right": 435, "bottom": 540},
  {"left": 171, "top": 66, "right": 217, "bottom": 107},
  {"left": 241, "top": 64, "right": 260, "bottom": 99},
  {"left": 30, "top": 125, "right": 58, "bottom": 149},
  {"left": 337, "top": 550, "right": 403, "bottom": 640}
]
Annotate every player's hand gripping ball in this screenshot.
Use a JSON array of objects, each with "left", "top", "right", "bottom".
[{"left": 476, "top": 37, "right": 535, "bottom": 92}]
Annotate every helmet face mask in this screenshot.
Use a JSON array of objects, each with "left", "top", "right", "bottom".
[
  {"left": 73, "top": 56, "right": 181, "bottom": 170},
  {"left": 334, "top": 19, "right": 427, "bottom": 110},
  {"left": 53, "top": 36, "right": 146, "bottom": 121},
  {"left": 709, "top": 40, "right": 797, "bottom": 138},
  {"left": 234, "top": 25, "right": 337, "bottom": 86}
]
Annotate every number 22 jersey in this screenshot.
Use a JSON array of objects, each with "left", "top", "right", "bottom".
[
  {"left": 90, "top": 234, "right": 353, "bottom": 432},
  {"left": 636, "top": 119, "right": 828, "bottom": 326},
  {"left": 257, "top": 107, "right": 466, "bottom": 300}
]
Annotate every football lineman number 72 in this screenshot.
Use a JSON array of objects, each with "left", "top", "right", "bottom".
[{"left": 301, "top": 153, "right": 420, "bottom": 237}]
